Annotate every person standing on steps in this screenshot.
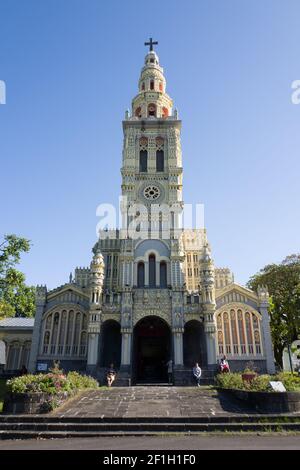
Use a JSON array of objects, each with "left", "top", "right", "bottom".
[
  {"left": 166, "top": 359, "right": 173, "bottom": 384},
  {"left": 192, "top": 362, "right": 202, "bottom": 387}
]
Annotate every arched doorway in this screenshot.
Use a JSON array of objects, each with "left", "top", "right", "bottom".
[
  {"left": 100, "top": 320, "right": 121, "bottom": 368},
  {"left": 133, "top": 316, "right": 171, "bottom": 383},
  {"left": 183, "top": 320, "right": 207, "bottom": 367}
]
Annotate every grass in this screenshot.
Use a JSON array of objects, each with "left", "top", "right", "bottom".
[{"left": 0, "top": 378, "right": 7, "bottom": 412}]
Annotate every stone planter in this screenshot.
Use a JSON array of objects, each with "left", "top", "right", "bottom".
[
  {"left": 242, "top": 373, "right": 257, "bottom": 383},
  {"left": 222, "top": 388, "right": 300, "bottom": 413},
  {"left": 3, "top": 391, "right": 71, "bottom": 414}
]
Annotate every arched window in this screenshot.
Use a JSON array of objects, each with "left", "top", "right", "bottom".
[
  {"left": 139, "top": 150, "right": 147, "bottom": 172},
  {"left": 137, "top": 262, "right": 145, "bottom": 288},
  {"left": 65, "top": 310, "right": 74, "bottom": 355},
  {"left": 149, "top": 254, "right": 156, "bottom": 287},
  {"left": 148, "top": 103, "right": 156, "bottom": 117},
  {"left": 73, "top": 312, "right": 81, "bottom": 355},
  {"left": 58, "top": 310, "right": 67, "bottom": 354},
  {"left": 135, "top": 106, "right": 142, "bottom": 117},
  {"left": 162, "top": 107, "right": 169, "bottom": 118},
  {"left": 80, "top": 332, "right": 87, "bottom": 356},
  {"left": 223, "top": 312, "right": 231, "bottom": 354},
  {"left": 20, "top": 342, "right": 31, "bottom": 369},
  {"left": 43, "top": 331, "right": 50, "bottom": 354},
  {"left": 7, "top": 342, "right": 21, "bottom": 370},
  {"left": 150, "top": 80, "right": 154, "bottom": 90},
  {"left": 254, "top": 330, "right": 261, "bottom": 354},
  {"left": 238, "top": 310, "right": 246, "bottom": 354},
  {"left": 156, "top": 150, "right": 164, "bottom": 172},
  {"left": 50, "top": 312, "right": 59, "bottom": 354},
  {"left": 216, "top": 308, "right": 263, "bottom": 357},
  {"left": 142, "top": 82, "right": 145, "bottom": 91},
  {"left": 230, "top": 309, "right": 239, "bottom": 354},
  {"left": 245, "top": 312, "right": 254, "bottom": 354},
  {"left": 160, "top": 261, "right": 167, "bottom": 288},
  {"left": 218, "top": 331, "right": 224, "bottom": 355},
  {"left": 42, "top": 309, "right": 88, "bottom": 358}
]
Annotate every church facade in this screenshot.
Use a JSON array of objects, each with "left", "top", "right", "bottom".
[{"left": 23, "top": 44, "right": 275, "bottom": 384}]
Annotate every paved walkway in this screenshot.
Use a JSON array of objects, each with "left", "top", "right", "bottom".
[
  {"left": 52, "top": 386, "right": 256, "bottom": 418},
  {"left": 1, "top": 435, "right": 300, "bottom": 450}
]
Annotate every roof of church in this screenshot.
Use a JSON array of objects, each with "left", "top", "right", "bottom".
[{"left": 0, "top": 317, "right": 34, "bottom": 329}]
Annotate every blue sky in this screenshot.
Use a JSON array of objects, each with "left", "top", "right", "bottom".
[{"left": 0, "top": 0, "right": 299, "bottom": 289}]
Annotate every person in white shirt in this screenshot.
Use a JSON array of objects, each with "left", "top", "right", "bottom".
[{"left": 192, "top": 362, "right": 202, "bottom": 387}]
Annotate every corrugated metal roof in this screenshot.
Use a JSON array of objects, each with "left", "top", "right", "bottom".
[{"left": 0, "top": 317, "right": 34, "bottom": 328}]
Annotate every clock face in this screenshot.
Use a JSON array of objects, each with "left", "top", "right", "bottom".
[{"left": 143, "top": 185, "right": 160, "bottom": 200}]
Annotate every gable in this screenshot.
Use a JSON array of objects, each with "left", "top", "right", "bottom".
[
  {"left": 215, "top": 283, "right": 258, "bottom": 310},
  {"left": 45, "top": 285, "right": 89, "bottom": 313}
]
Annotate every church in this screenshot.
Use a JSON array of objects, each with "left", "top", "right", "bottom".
[{"left": 1, "top": 41, "right": 275, "bottom": 384}]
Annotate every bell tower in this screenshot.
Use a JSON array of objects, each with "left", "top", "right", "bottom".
[{"left": 121, "top": 40, "right": 183, "bottom": 243}]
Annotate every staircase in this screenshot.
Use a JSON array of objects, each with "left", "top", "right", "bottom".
[{"left": 0, "top": 414, "right": 300, "bottom": 439}]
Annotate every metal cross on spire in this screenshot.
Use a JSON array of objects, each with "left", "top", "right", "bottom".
[{"left": 144, "top": 37, "right": 158, "bottom": 52}]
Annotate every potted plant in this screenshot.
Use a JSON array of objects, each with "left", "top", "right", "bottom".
[{"left": 242, "top": 361, "right": 257, "bottom": 383}]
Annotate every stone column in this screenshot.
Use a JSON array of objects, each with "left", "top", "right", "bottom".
[
  {"left": 258, "top": 286, "right": 275, "bottom": 374},
  {"left": 121, "top": 329, "right": 132, "bottom": 366},
  {"left": 205, "top": 324, "right": 217, "bottom": 366},
  {"left": 86, "top": 312, "right": 101, "bottom": 376},
  {"left": 28, "top": 285, "right": 47, "bottom": 373},
  {"left": 173, "top": 328, "right": 184, "bottom": 365},
  {"left": 87, "top": 333, "right": 99, "bottom": 366},
  {"left": 87, "top": 250, "right": 105, "bottom": 376}
]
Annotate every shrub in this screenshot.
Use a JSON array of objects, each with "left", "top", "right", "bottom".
[
  {"left": 246, "top": 374, "right": 271, "bottom": 392},
  {"left": 67, "top": 371, "right": 98, "bottom": 390},
  {"left": 7, "top": 370, "right": 98, "bottom": 397},
  {"left": 216, "top": 370, "right": 300, "bottom": 393},
  {"left": 275, "top": 372, "right": 300, "bottom": 392},
  {"left": 215, "top": 372, "right": 244, "bottom": 390}
]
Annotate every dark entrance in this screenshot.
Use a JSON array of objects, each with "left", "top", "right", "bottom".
[
  {"left": 133, "top": 316, "right": 171, "bottom": 383},
  {"left": 100, "top": 320, "right": 121, "bottom": 368},
  {"left": 183, "top": 320, "right": 207, "bottom": 367}
]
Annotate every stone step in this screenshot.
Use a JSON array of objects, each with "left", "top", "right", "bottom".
[
  {"left": 1, "top": 421, "right": 300, "bottom": 439},
  {"left": 0, "top": 414, "right": 299, "bottom": 423}
]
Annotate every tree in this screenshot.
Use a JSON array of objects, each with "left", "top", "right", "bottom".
[
  {"left": 247, "top": 254, "right": 300, "bottom": 367},
  {"left": 0, "top": 234, "right": 35, "bottom": 318}
]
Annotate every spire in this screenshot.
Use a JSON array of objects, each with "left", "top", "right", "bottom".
[{"left": 129, "top": 41, "right": 174, "bottom": 120}]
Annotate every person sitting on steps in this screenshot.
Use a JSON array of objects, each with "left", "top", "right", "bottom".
[
  {"left": 106, "top": 363, "right": 117, "bottom": 387},
  {"left": 220, "top": 355, "right": 230, "bottom": 373}
]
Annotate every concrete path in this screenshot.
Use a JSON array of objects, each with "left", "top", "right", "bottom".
[{"left": 0, "top": 434, "right": 300, "bottom": 450}]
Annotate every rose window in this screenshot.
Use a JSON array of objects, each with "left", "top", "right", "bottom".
[{"left": 143, "top": 185, "right": 160, "bottom": 200}]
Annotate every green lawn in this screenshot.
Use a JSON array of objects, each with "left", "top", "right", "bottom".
[{"left": 0, "top": 378, "right": 7, "bottom": 412}]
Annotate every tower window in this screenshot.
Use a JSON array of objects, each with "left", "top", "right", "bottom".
[
  {"left": 135, "top": 107, "right": 142, "bottom": 118},
  {"left": 156, "top": 150, "right": 164, "bottom": 172},
  {"left": 139, "top": 150, "right": 148, "bottom": 172},
  {"left": 137, "top": 262, "right": 145, "bottom": 288},
  {"left": 142, "top": 82, "right": 145, "bottom": 91},
  {"left": 149, "top": 254, "right": 156, "bottom": 287},
  {"left": 160, "top": 261, "right": 167, "bottom": 288},
  {"left": 159, "top": 83, "right": 163, "bottom": 92},
  {"left": 162, "top": 107, "right": 169, "bottom": 118},
  {"left": 150, "top": 80, "right": 154, "bottom": 90},
  {"left": 148, "top": 103, "right": 156, "bottom": 117}
]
